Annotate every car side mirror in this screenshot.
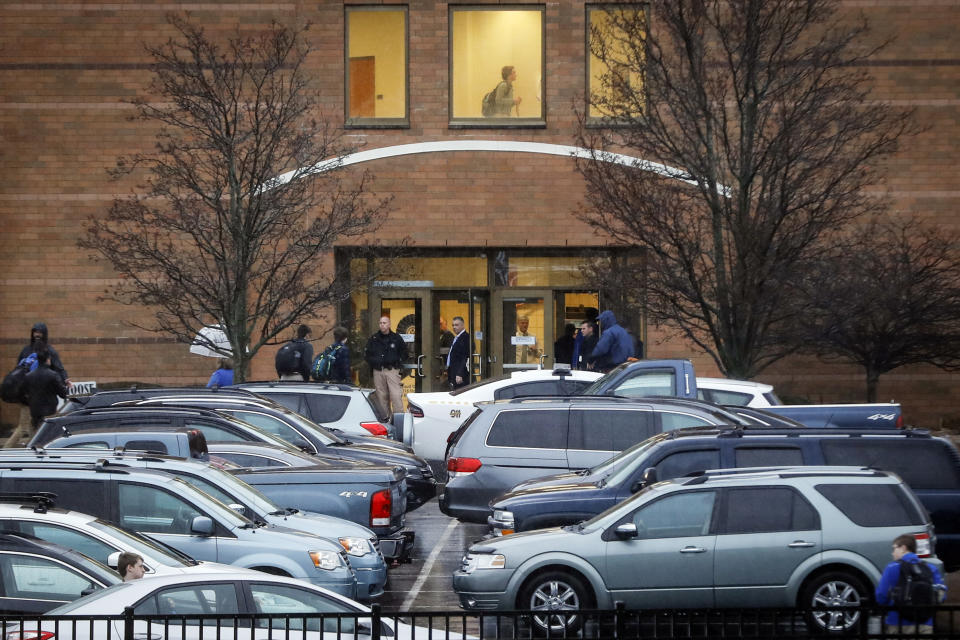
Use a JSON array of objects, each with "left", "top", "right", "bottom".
[
  {"left": 80, "top": 585, "right": 101, "bottom": 597},
  {"left": 641, "top": 466, "right": 658, "bottom": 487},
  {"left": 190, "top": 516, "right": 215, "bottom": 536},
  {"left": 614, "top": 523, "right": 638, "bottom": 539},
  {"left": 107, "top": 551, "right": 120, "bottom": 569},
  {"left": 228, "top": 503, "right": 247, "bottom": 516}
]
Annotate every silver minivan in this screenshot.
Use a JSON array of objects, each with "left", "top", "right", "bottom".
[{"left": 454, "top": 466, "right": 945, "bottom": 635}]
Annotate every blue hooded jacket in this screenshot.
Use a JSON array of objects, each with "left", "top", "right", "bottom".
[
  {"left": 875, "top": 552, "right": 946, "bottom": 626},
  {"left": 587, "top": 311, "right": 632, "bottom": 372}
]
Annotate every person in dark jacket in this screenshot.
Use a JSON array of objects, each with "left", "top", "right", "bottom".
[
  {"left": 6, "top": 323, "right": 70, "bottom": 447},
  {"left": 21, "top": 348, "right": 69, "bottom": 434},
  {"left": 553, "top": 323, "right": 576, "bottom": 366},
  {"left": 576, "top": 319, "right": 599, "bottom": 370},
  {"left": 327, "top": 326, "right": 352, "bottom": 384},
  {"left": 875, "top": 533, "right": 946, "bottom": 633},
  {"left": 275, "top": 325, "right": 313, "bottom": 381},
  {"left": 364, "top": 316, "right": 408, "bottom": 420},
  {"left": 587, "top": 310, "right": 633, "bottom": 373},
  {"left": 446, "top": 316, "right": 470, "bottom": 389},
  {"left": 571, "top": 308, "right": 599, "bottom": 370}
]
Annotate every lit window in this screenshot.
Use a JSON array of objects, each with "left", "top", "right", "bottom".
[
  {"left": 587, "top": 5, "right": 645, "bottom": 121},
  {"left": 450, "top": 7, "right": 544, "bottom": 124},
  {"left": 345, "top": 6, "right": 408, "bottom": 125}
]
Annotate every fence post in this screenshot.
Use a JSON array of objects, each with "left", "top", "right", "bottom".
[
  {"left": 615, "top": 600, "right": 625, "bottom": 639},
  {"left": 370, "top": 602, "right": 382, "bottom": 640},
  {"left": 123, "top": 606, "right": 134, "bottom": 640}
]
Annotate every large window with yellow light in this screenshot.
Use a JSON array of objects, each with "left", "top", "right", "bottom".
[
  {"left": 587, "top": 4, "right": 646, "bottom": 122},
  {"left": 345, "top": 6, "right": 409, "bottom": 126},
  {"left": 449, "top": 6, "right": 545, "bottom": 125}
]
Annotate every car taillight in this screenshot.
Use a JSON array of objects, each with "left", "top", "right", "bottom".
[
  {"left": 915, "top": 532, "right": 933, "bottom": 557},
  {"left": 7, "top": 632, "right": 56, "bottom": 640},
  {"left": 370, "top": 488, "right": 392, "bottom": 527},
  {"left": 409, "top": 403, "right": 424, "bottom": 418},
  {"left": 360, "top": 422, "right": 389, "bottom": 437},
  {"left": 447, "top": 457, "right": 482, "bottom": 474},
  {"left": 896, "top": 414, "right": 905, "bottom": 429}
]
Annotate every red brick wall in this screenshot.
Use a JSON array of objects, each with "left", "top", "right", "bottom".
[{"left": 1, "top": 1, "right": 958, "bottom": 428}]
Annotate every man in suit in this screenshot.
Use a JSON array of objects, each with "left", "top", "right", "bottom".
[{"left": 446, "top": 316, "right": 470, "bottom": 389}]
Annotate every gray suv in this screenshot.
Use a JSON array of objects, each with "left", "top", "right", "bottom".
[
  {"left": 440, "top": 396, "right": 745, "bottom": 522},
  {"left": 454, "top": 466, "right": 945, "bottom": 635}
]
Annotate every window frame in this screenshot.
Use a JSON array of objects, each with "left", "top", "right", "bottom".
[
  {"left": 448, "top": 4, "right": 547, "bottom": 128},
  {"left": 344, "top": 5, "right": 411, "bottom": 129},
  {"left": 584, "top": 3, "right": 647, "bottom": 127}
]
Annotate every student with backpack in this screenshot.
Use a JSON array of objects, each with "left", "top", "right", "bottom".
[
  {"left": 275, "top": 325, "right": 313, "bottom": 381},
  {"left": 4, "top": 322, "right": 70, "bottom": 447},
  {"left": 875, "top": 533, "right": 947, "bottom": 634},
  {"left": 312, "top": 326, "right": 351, "bottom": 384}
]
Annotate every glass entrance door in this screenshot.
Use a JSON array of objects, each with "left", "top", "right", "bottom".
[
  {"left": 492, "top": 290, "right": 554, "bottom": 376},
  {"left": 374, "top": 293, "right": 428, "bottom": 395},
  {"left": 430, "top": 290, "right": 489, "bottom": 391}
]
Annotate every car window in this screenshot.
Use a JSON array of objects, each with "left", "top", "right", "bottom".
[
  {"left": 124, "top": 440, "right": 170, "bottom": 455},
  {"left": 449, "top": 375, "right": 510, "bottom": 396},
  {"left": 612, "top": 371, "right": 674, "bottom": 398},
  {"left": 62, "top": 441, "right": 111, "bottom": 450},
  {"left": 655, "top": 449, "right": 721, "bottom": 481},
  {"left": 703, "top": 389, "right": 753, "bottom": 406},
  {"left": 215, "top": 452, "right": 290, "bottom": 468},
  {"left": 223, "top": 411, "right": 300, "bottom": 442},
  {"left": 118, "top": 483, "right": 204, "bottom": 535},
  {"left": 815, "top": 483, "right": 926, "bottom": 527},
  {"left": 495, "top": 381, "right": 562, "bottom": 400},
  {"left": 257, "top": 392, "right": 304, "bottom": 414},
  {"left": 5, "top": 480, "right": 106, "bottom": 519},
  {"left": 820, "top": 439, "right": 960, "bottom": 490},
  {"left": 659, "top": 411, "right": 717, "bottom": 431},
  {"left": 631, "top": 490, "right": 716, "bottom": 539},
  {"left": 183, "top": 420, "right": 247, "bottom": 443},
  {"left": 15, "top": 523, "right": 119, "bottom": 568},
  {"left": 734, "top": 447, "right": 804, "bottom": 468},
  {"left": 0, "top": 554, "right": 97, "bottom": 602},
  {"left": 135, "top": 583, "right": 239, "bottom": 623},
  {"left": 250, "top": 582, "right": 356, "bottom": 633},
  {"left": 486, "top": 409, "right": 567, "bottom": 449},
  {"left": 304, "top": 395, "right": 351, "bottom": 422},
  {"left": 569, "top": 409, "right": 653, "bottom": 452},
  {"left": 720, "top": 487, "right": 819, "bottom": 534}
]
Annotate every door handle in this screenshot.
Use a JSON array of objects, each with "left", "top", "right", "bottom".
[
  {"left": 788, "top": 541, "right": 815, "bottom": 548},
  {"left": 679, "top": 546, "right": 706, "bottom": 553},
  {"left": 416, "top": 354, "right": 425, "bottom": 377},
  {"left": 539, "top": 354, "right": 548, "bottom": 369}
]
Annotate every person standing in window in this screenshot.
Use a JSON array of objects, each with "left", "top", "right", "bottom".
[
  {"left": 514, "top": 316, "right": 540, "bottom": 364},
  {"left": 495, "top": 66, "right": 521, "bottom": 116}
]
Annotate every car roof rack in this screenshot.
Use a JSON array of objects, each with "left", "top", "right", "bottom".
[{"left": 0, "top": 491, "right": 58, "bottom": 513}]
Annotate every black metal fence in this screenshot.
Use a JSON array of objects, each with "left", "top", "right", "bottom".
[{"left": 2, "top": 604, "right": 959, "bottom": 639}]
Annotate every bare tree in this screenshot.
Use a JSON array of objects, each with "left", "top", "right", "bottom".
[
  {"left": 576, "top": 0, "right": 914, "bottom": 378},
  {"left": 800, "top": 217, "right": 960, "bottom": 402},
  {"left": 80, "top": 16, "right": 393, "bottom": 380}
]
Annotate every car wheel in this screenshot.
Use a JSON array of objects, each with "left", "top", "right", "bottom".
[
  {"left": 519, "top": 570, "right": 589, "bottom": 636},
  {"left": 800, "top": 571, "right": 868, "bottom": 635}
]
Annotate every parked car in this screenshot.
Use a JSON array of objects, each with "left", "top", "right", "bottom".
[
  {"left": 696, "top": 377, "right": 780, "bottom": 407},
  {"left": 0, "top": 531, "right": 119, "bottom": 614},
  {"left": 404, "top": 368, "right": 598, "bottom": 462},
  {"left": 231, "top": 381, "right": 396, "bottom": 439},
  {"left": 489, "top": 425, "right": 960, "bottom": 573},
  {"left": 455, "top": 466, "right": 945, "bottom": 635},
  {"left": 57, "top": 386, "right": 258, "bottom": 415},
  {"left": 0, "top": 464, "right": 360, "bottom": 599},
  {"left": 582, "top": 359, "right": 903, "bottom": 428},
  {"left": 9, "top": 571, "right": 472, "bottom": 640},
  {"left": 206, "top": 441, "right": 370, "bottom": 469},
  {"left": 29, "top": 406, "right": 437, "bottom": 511},
  {"left": 0, "top": 493, "right": 241, "bottom": 578},
  {"left": 0, "top": 447, "right": 394, "bottom": 599},
  {"left": 439, "top": 396, "right": 746, "bottom": 523}
]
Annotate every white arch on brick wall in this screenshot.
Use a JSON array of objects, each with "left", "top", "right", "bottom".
[{"left": 268, "top": 140, "right": 728, "bottom": 194}]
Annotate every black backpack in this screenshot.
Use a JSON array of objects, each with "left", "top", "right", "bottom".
[
  {"left": 0, "top": 353, "right": 39, "bottom": 404},
  {"left": 274, "top": 341, "right": 303, "bottom": 375},
  {"left": 481, "top": 83, "right": 502, "bottom": 117},
  {"left": 891, "top": 560, "right": 938, "bottom": 619}
]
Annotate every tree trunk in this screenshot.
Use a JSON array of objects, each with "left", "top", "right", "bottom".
[{"left": 865, "top": 367, "right": 879, "bottom": 403}]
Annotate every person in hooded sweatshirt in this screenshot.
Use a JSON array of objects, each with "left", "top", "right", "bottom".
[
  {"left": 586, "top": 310, "right": 633, "bottom": 373},
  {"left": 21, "top": 347, "right": 69, "bottom": 434},
  {"left": 5, "top": 322, "right": 70, "bottom": 447}
]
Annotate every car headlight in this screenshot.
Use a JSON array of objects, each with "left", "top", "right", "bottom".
[
  {"left": 339, "top": 536, "right": 373, "bottom": 557},
  {"left": 461, "top": 553, "right": 506, "bottom": 573},
  {"left": 308, "top": 550, "right": 342, "bottom": 570}
]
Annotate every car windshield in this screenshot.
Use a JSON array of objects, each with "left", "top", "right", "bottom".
[
  {"left": 187, "top": 465, "right": 281, "bottom": 515},
  {"left": 166, "top": 477, "right": 255, "bottom": 529},
  {"left": 47, "top": 580, "right": 137, "bottom": 614},
  {"left": 273, "top": 409, "right": 342, "bottom": 445},
  {"left": 593, "top": 438, "right": 662, "bottom": 486},
  {"left": 449, "top": 375, "right": 511, "bottom": 396},
  {"left": 212, "top": 412, "right": 308, "bottom": 451},
  {"left": 89, "top": 519, "right": 194, "bottom": 567}
]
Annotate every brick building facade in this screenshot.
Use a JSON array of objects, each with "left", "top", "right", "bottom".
[{"left": 1, "top": 1, "right": 958, "bottom": 428}]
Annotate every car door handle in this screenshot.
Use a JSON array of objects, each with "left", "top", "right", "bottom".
[
  {"left": 679, "top": 546, "right": 706, "bottom": 553},
  {"left": 788, "top": 541, "right": 816, "bottom": 548}
]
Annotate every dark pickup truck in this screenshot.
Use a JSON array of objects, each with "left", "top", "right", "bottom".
[{"left": 585, "top": 359, "right": 903, "bottom": 428}]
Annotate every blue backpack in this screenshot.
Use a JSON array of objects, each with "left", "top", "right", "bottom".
[{"left": 311, "top": 344, "right": 343, "bottom": 381}]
